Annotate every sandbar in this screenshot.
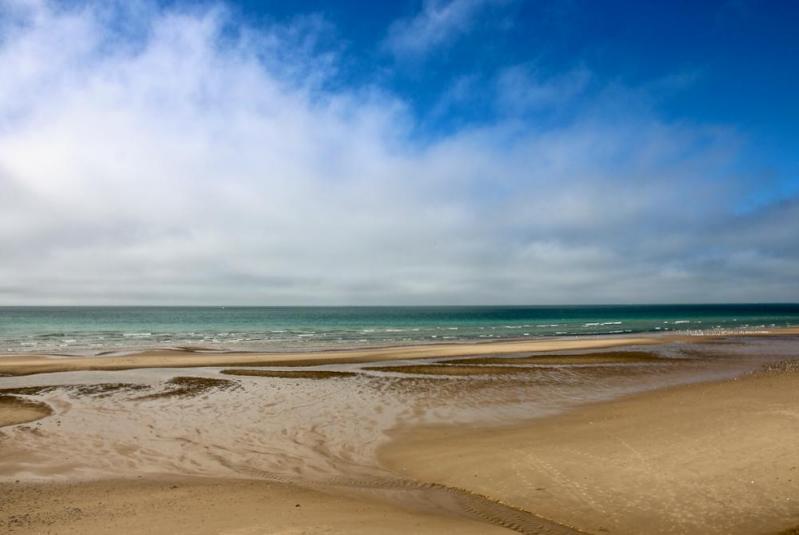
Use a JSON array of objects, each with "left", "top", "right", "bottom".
[{"left": 0, "top": 336, "right": 665, "bottom": 376}]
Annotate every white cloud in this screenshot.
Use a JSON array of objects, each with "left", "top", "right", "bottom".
[
  {"left": 0, "top": 0, "right": 796, "bottom": 305},
  {"left": 383, "top": 0, "right": 507, "bottom": 59},
  {"left": 495, "top": 64, "right": 591, "bottom": 113}
]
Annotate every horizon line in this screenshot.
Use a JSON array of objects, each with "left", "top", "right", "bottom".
[{"left": 1, "top": 303, "right": 798, "bottom": 308}]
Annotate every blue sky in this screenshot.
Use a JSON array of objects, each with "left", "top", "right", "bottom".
[
  {"left": 224, "top": 1, "right": 799, "bottom": 156},
  {"left": 0, "top": 0, "right": 797, "bottom": 304},
  {"left": 157, "top": 0, "right": 797, "bottom": 210}
]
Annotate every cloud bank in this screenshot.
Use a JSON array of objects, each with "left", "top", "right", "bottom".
[{"left": 0, "top": 0, "right": 796, "bottom": 304}]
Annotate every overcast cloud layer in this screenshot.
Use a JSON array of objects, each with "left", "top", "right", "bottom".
[{"left": 0, "top": 0, "right": 797, "bottom": 305}]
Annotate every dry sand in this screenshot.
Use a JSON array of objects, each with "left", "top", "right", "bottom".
[
  {"left": 380, "top": 368, "right": 799, "bottom": 534},
  {"left": 0, "top": 478, "right": 507, "bottom": 534}
]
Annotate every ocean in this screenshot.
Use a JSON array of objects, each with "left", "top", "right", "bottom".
[{"left": 1, "top": 304, "right": 798, "bottom": 355}]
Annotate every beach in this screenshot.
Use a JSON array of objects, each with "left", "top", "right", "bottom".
[
  {"left": 1, "top": 331, "right": 798, "bottom": 533},
  {"left": 381, "top": 361, "right": 799, "bottom": 534}
]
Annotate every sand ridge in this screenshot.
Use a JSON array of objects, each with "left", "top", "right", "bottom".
[{"left": 221, "top": 369, "right": 360, "bottom": 379}]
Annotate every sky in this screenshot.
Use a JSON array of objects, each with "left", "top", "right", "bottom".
[{"left": 0, "top": 0, "right": 797, "bottom": 305}]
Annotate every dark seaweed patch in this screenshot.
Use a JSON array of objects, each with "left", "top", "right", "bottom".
[{"left": 221, "top": 369, "right": 357, "bottom": 379}]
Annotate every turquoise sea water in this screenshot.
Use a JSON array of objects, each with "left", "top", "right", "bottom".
[{"left": 1, "top": 305, "right": 798, "bottom": 355}]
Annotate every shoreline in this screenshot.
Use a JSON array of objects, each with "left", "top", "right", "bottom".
[{"left": 2, "top": 326, "right": 798, "bottom": 376}]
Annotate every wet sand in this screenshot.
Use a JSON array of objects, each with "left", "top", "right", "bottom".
[
  {"left": 438, "top": 350, "right": 664, "bottom": 365},
  {"left": 0, "top": 396, "right": 52, "bottom": 428},
  {"left": 1, "top": 332, "right": 798, "bottom": 533},
  {"left": 0, "top": 335, "right": 664, "bottom": 376},
  {"left": 221, "top": 369, "right": 359, "bottom": 379},
  {"left": 364, "top": 363, "right": 638, "bottom": 376}
]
